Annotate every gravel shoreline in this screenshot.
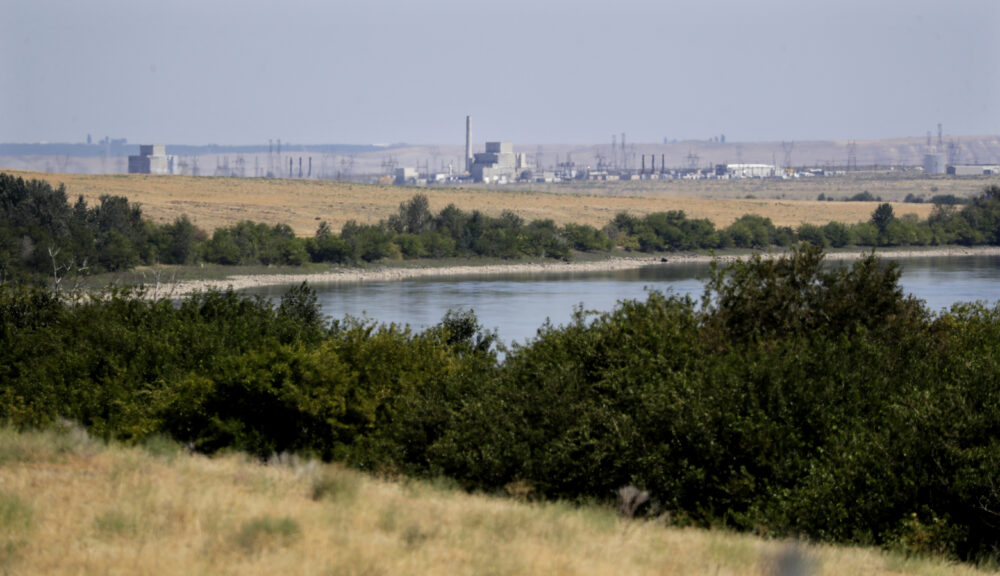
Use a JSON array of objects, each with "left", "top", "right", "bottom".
[{"left": 157, "top": 246, "right": 1000, "bottom": 297}]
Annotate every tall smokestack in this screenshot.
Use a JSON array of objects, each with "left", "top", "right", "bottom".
[{"left": 465, "top": 115, "right": 472, "bottom": 173}]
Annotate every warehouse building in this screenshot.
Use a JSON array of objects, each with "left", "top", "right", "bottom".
[{"left": 947, "top": 165, "right": 1000, "bottom": 176}]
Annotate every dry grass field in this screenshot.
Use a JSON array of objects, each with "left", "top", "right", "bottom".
[
  {"left": 504, "top": 173, "right": 996, "bottom": 202},
  {"left": 0, "top": 426, "right": 990, "bottom": 576},
  {"left": 12, "top": 170, "right": 996, "bottom": 237}
]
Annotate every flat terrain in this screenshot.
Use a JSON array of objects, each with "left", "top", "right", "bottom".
[
  {"left": 0, "top": 427, "right": 988, "bottom": 576},
  {"left": 12, "top": 170, "right": 997, "bottom": 237},
  {"left": 501, "top": 172, "right": 995, "bottom": 202}
]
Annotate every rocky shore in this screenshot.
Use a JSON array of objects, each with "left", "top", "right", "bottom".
[{"left": 156, "top": 246, "right": 1000, "bottom": 297}]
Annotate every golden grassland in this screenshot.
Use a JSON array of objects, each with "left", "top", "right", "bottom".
[
  {"left": 13, "top": 170, "right": 991, "bottom": 237},
  {"left": 0, "top": 426, "right": 993, "bottom": 576},
  {"left": 502, "top": 173, "right": 996, "bottom": 202}
]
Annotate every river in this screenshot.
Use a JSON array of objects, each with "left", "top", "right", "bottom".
[{"left": 245, "top": 255, "right": 1000, "bottom": 347}]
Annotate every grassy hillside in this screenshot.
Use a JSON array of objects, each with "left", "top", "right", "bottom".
[
  {"left": 6, "top": 170, "right": 949, "bottom": 236},
  {"left": 0, "top": 425, "right": 989, "bottom": 576}
]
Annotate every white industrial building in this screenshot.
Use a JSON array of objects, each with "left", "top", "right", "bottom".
[
  {"left": 128, "top": 145, "right": 177, "bottom": 175},
  {"left": 723, "top": 163, "right": 777, "bottom": 178},
  {"left": 394, "top": 167, "right": 420, "bottom": 185},
  {"left": 463, "top": 116, "right": 529, "bottom": 183},
  {"left": 470, "top": 141, "right": 529, "bottom": 183},
  {"left": 947, "top": 165, "right": 1000, "bottom": 176}
]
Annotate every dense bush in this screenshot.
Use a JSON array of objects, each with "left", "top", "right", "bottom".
[
  {"left": 3, "top": 173, "right": 1000, "bottom": 281},
  {"left": 407, "top": 246, "right": 1000, "bottom": 561},
  {"left": 602, "top": 186, "right": 999, "bottom": 254},
  {"left": 930, "top": 194, "right": 967, "bottom": 206},
  {"left": 2, "top": 246, "right": 1000, "bottom": 563},
  {"left": 848, "top": 191, "right": 878, "bottom": 202},
  {"left": 202, "top": 221, "right": 308, "bottom": 266},
  {"left": 563, "top": 223, "right": 614, "bottom": 252},
  {"left": 309, "top": 198, "right": 581, "bottom": 263}
]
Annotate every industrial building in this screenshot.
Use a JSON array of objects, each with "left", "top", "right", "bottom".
[
  {"left": 394, "top": 167, "right": 420, "bottom": 185},
  {"left": 923, "top": 153, "right": 947, "bottom": 175},
  {"left": 715, "top": 163, "right": 778, "bottom": 178},
  {"left": 470, "top": 141, "right": 530, "bottom": 183},
  {"left": 462, "top": 116, "right": 530, "bottom": 183},
  {"left": 128, "top": 145, "right": 177, "bottom": 175},
  {"left": 947, "top": 165, "right": 1000, "bottom": 176}
]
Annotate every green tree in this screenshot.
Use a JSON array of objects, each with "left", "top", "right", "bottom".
[
  {"left": 821, "top": 221, "right": 851, "bottom": 247},
  {"left": 724, "top": 215, "right": 776, "bottom": 248},
  {"left": 871, "top": 203, "right": 895, "bottom": 235},
  {"left": 92, "top": 195, "right": 150, "bottom": 269},
  {"left": 341, "top": 221, "right": 396, "bottom": 263},
  {"left": 307, "top": 221, "right": 350, "bottom": 263},
  {"left": 159, "top": 215, "right": 203, "bottom": 265},
  {"left": 562, "top": 223, "right": 612, "bottom": 252},
  {"left": 389, "top": 194, "right": 434, "bottom": 235},
  {"left": 957, "top": 185, "right": 1000, "bottom": 244},
  {"left": 796, "top": 223, "right": 826, "bottom": 247}
]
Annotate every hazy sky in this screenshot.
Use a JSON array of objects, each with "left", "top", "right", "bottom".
[{"left": 3, "top": 0, "right": 997, "bottom": 146}]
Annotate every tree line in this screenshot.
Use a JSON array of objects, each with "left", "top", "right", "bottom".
[
  {"left": 1, "top": 247, "right": 998, "bottom": 563},
  {"left": 2, "top": 172, "right": 999, "bottom": 284}
]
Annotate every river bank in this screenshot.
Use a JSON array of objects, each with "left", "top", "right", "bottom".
[{"left": 158, "top": 246, "right": 1000, "bottom": 297}]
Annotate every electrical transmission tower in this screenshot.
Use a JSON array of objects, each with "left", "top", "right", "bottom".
[
  {"left": 781, "top": 141, "right": 795, "bottom": 171},
  {"left": 611, "top": 135, "right": 617, "bottom": 169},
  {"left": 621, "top": 133, "right": 627, "bottom": 170},
  {"left": 381, "top": 156, "right": 398, "bottom": 176},
  {"left": 685, "top": 150, "right": 700, "bottom": 171},
  {"left": 947, "top": 140, "right": 961, "bottom": 165},
  {"left": 847, "top": 141, "right": 858, "bottom": 172}
]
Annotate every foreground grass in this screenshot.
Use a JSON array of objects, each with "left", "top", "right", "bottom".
[{"left": 0, "top": 426, "right": 992, "bottom": 576}]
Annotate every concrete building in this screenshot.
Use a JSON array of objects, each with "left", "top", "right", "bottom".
[
  {"left": 470, "top": 141, "right": 528, "bottom": 183},
  {"left": 923, "top": 153, "right": 946, "bottom": 174},
  {"left": 720, "top": 163, "right": 777, "bottom": 178},
  {"left": 947, "top": 165, "right": 1000, "bottom": 176},
  {"left": 128, "top": 145, "right": 176, "bottom": 175},
  {"left": 394, "top": 167, "right": 420, "bottom": 185}
]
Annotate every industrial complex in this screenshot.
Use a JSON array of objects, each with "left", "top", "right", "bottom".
[
  {"left": 387, "top": 118, "right": 998, "bottom": 187},
  {"left": 399, "top": 118, "right": 787, "bottom": 185},
  {"left": 6, "top": 120, "right": 999, "bottom": 183}
]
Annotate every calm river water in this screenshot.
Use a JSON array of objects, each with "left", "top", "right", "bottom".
[{"left": 247, "top": 255, "right": 1000, "bottom": 347}]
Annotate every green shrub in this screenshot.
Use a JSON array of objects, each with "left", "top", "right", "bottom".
[
  {"left": 311, "top": 469, "right": 360, "bottom": 502},
  {"left": 848, "top": 191, "right": 876, "bottom": 202},
  {"left": 796, "top": 223, "right": 826, "bottom": 247},
  {"left": 562, "top": 223, "right": 612, "bottom": 252}
]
